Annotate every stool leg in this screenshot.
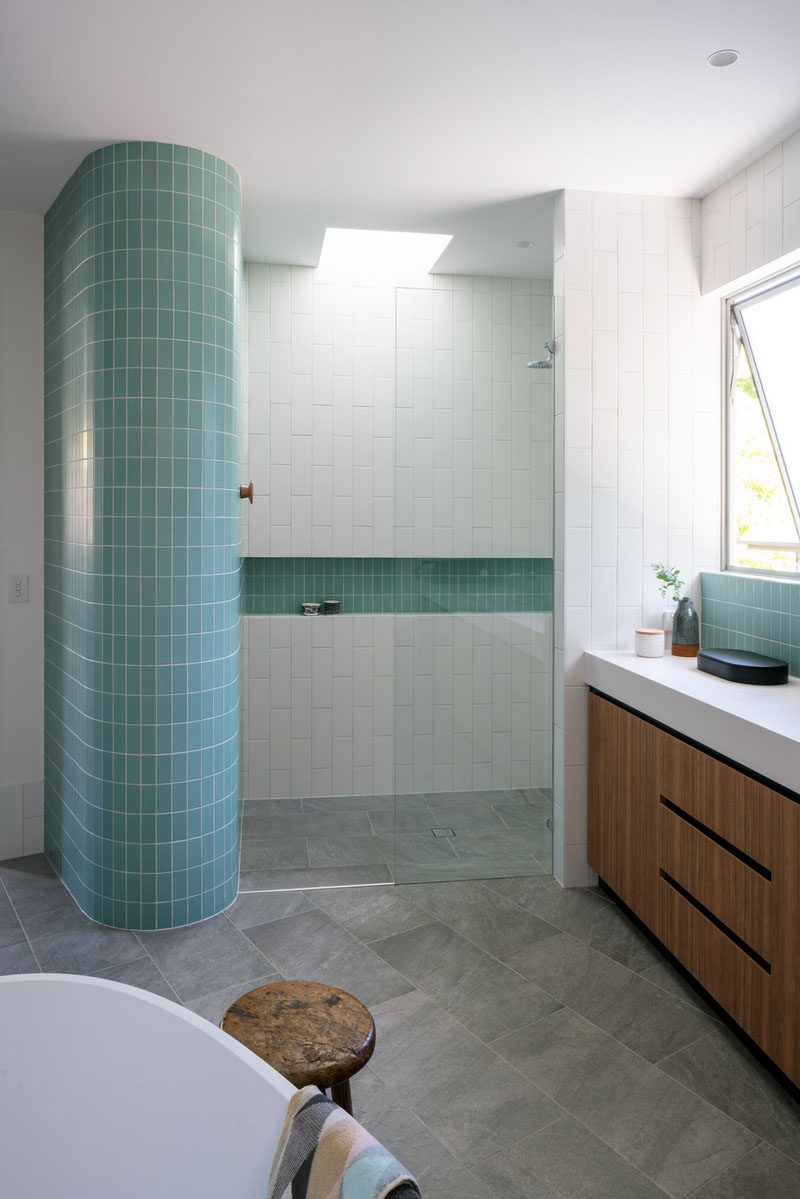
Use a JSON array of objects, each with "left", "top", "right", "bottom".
[{"left": 330, "top": 1079, "right": 352, "bottom": 1114}]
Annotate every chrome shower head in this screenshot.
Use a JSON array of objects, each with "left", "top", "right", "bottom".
[{"left": 527, "top": 340, "right": 555, "bottom": 369}]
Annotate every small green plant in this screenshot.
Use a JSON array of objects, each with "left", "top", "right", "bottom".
[{"left": 651, "top": 563, "right": 684, "bottom": 602}]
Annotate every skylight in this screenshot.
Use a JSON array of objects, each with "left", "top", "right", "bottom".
[{"left": 317, "top": 228, "right": 453, "bottom": 279}]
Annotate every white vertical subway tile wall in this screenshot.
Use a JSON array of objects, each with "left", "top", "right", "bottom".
[
  {"left": 239, "top": 262, "right": 553, "bottom": 806},
  {"left": 702, "top": 128, "right": 800, "bottom": 294},
  {"left": 242, "top": 613, "right": 552, "bottom": 801},
  {"left": 554, "top": 190, "right": 721, "bottom": 887},
  {"left": 243, "top": 266, "right": 552, "bottom": 558}
]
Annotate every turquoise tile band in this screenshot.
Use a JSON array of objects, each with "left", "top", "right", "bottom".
[
  {"left": 44, "top": 142, "right": 242, "bottom": 930},
  {"left": 242, "top": 558, "right": 553, "bottom": 615},
  {"left": 700, "top": 571, "right": 800, "bottom": 678}
]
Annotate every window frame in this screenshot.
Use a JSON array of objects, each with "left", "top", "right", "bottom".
[{"left": 725, "top": 266, "right": 800, "bottom": 577}]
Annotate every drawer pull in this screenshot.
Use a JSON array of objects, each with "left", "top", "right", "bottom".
[
  {"left": 660, "top": 870, "right": 771, "bottom": 973},
  {"left": 660, "top": 796, "right": 771, "bottom": 880}
]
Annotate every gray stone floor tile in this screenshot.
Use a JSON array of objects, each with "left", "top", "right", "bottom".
[
  {"left": 306, "top": 886, "right": 430, "bottom": 943},
  {"left": 238, "top": 864, "right": 393, "bottom": 890},
  {"left": 0, "top": 939, "right": 39, "bottom": 974},
  {"left": 0, "top": 889, "right": 26, "bottom": 949},
  {"left": 453, "top": 827, "right": 546, "bottom": 858},
  {"left": 367, "top": 810, "right": 395, "bottom": 835},
  {"left": 658, "top": 1027, "right": 800, "bottom": 1163},
  {"left": 504, "top": 932, "right": 715, "bottom": 1063},
  {"left": 183, "top": 972, "right": 282, "bottom": 1025},
  {"left": 302, "top": 794, "right": 395, "bottom": 814},
  {"left": 691, "top": 1143, "right": 800, "bottom": 1197},
  {"left": 492, "top": 800, "right": 551, "bottom": 829},
  {"left": 418, "top": 1167, "right": 492, "bottom": 1198},
  {"left": 399, "top": 880, "right": 559, "bottom": 956},
  {"left": 472, "top": 1114, "right": 667, "bottom": 1198},
  {"left": 639, "top": 960, "right": 720, "bottom": 1017},
  {"left": 3, "top": 847, "right": 792, "bottom": 1194},
  {"left": 241, "top": 810, "right": 373, "bottom": 839},
  {"left": 238, "top": 836, "right": 309, "bottom": 870},
  {"left": 369, "top": 989, "right": 559, "bottom": 1165},
  {"left": 137, "top": 914, "right": 275, "bottom": 1003},
  {"left": 338, "top": 1059, "right": 470, "bottom": 1187},
  {"left": 424, "top": 790, "right": 516, "bottom": 808},
  {"left": 306, "top": 833, "right": 393, "bottom": 868},
  {"left": 371, "top": 919, "right": 561, "bottom": 1040},
  {"left": 227, "top": 889, "right": 317, "bottom": 930},
  {"left": 32, "top": 925, "right": 144, "bottom": 975},
  {"left": 420, "top": 802, "right": 509, "bottom": 833},
  {"left": 372, "top": 802, "right": 465, "bottom": 837},
  {"left": 242, "top": 909, "right": 414, "bottom": 1008},
  {"left": 93, "top": 955, "right": 179, "bottom": 1001},
  {"left": 352, "top": 1066, "right": 467, "bottom": 1181},
  {"left": 394, "top": 832, "right": 460, "bottom": 865},
  {"left": 409, "top": 1056, "right": 561, "bottom": 1167},
  {"left": 239, "top": 797, "right": 304, "bottom": 816},
  {"left": 490, "top": 1007, "right": 758, "bottom": 1196},
  {"left": 0, "top": 854, "right": 76, "bottom": 919},
  {"left": 393, "top": 856, "right": 548, "bottom": 885},
  {"left": 17, "top": 900, "right": 98, "bottom": 943},
  {"left": 369, "top": 988, "right": 489, "bottom": 1089},
  {"left": 485, "top": 876, "right": 660, "bottom": 972}
]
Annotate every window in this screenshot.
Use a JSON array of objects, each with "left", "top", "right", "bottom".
[{"left": 727, "top": 270, "right": 800, "bottom": 574}]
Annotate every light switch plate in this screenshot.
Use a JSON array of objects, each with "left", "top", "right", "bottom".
[{"left": 8, "top": 574, "right": 29, "bottom": 603}]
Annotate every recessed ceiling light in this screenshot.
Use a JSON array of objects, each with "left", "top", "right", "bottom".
[
  {"left": 516, "top": 240, "right": 535, "bottom": 248},
  {"left": 707, "top": 49, "right": 740, "bottom": 68}
]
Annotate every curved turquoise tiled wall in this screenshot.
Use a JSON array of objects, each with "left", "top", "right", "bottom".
[{"left": 44, "top": 142, "right": 242, "bottom": 929}]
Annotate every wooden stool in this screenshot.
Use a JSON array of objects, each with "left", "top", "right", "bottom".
[{"left": 220, "top": 979, "right": 375, "bottom": 1115}]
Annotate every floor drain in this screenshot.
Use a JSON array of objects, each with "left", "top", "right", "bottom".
[{"left": 431, "top": 827, "right": 456, "bottom": 838}]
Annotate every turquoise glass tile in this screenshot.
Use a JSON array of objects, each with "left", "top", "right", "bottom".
[
  {"left": 242, "top": 557, "right": 553, "bottom": 616},
  {"left": 700, "top": 571, "right": 800, "bottom": 678},
  {"left": 44, "top": 142, "right": 241, "bottom": 930}
]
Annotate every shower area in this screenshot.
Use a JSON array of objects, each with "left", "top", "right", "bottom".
[{"left": 239, "top": 260, "right": 554, "bottom": 892}]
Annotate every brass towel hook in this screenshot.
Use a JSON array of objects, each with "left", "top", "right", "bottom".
[{"left": 240, "top": 481, "right": 254, "bottom": 504}]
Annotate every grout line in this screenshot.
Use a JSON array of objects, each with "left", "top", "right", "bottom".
[
  {"left": 682, "top": 1142, "right": 770, "bottom": 1197},
  {"left": 267, "top": 869, "right": 799, "bottom": 1181},
  {"left": 0, "top": 874, "right": 44, "bottom": 971},
  {"left": 350, "top": 882, "right": 771, "bottom": 1184},
  {"left": 126, "top": 936, "right": 183, "bottom": 1005}
]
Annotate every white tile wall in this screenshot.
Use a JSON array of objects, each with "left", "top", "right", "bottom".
[
  {"left": 241, "top": 261, "right": 555, "bottom": 808},
  {"left": 397, "top": 278, "right": 552, "bottom": 558},
  {"left": 702, "top": 127, "right": 800, "bottom": 293},
  {"left": 0, "top": 779, "right": 44, "bottom": 859},
  {"left": 0, "top": 212, "right": 45, "bottom": 859},
  {"left": 244, "top": 264, "right": 553, "bottom": 561},
  {"left": 553, "top": 189, "right": 721, "bottom": 887},
  {"left": 243, "top": 613, "right": 552, "bottom": 800}
]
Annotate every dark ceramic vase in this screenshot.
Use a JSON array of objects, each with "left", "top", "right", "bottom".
[{"left": 672, "top": 596, "right": 699, "bottom": 657}]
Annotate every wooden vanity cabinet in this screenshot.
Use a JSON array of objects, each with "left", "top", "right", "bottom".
[
  {"left": 771, "top": 794, "right": 800, "bottom": 1083},
  {"left": 588, "top": 689, "right": 800, "bottom": 1087},
  {"left": 587, "top": 692, "right": 663, "bottom": 929}
]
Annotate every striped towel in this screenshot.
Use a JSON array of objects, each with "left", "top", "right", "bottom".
[{"left": 267, "top": 1086, "right": 422, "bottom": 1199}]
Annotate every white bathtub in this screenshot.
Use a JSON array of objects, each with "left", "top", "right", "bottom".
[{"left": 0, "top": 974, "right": 296, "bottom": 1198}]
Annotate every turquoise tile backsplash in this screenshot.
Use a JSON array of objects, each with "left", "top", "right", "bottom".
[
  {"left": 700, "top": 571, "right": 800, "bottom": 678},
  {"left": 242, "top": 557, "right": 554, "bottom": 615},
  {"left": 44, "top": 142, "right": 242, "bottom": 930}
]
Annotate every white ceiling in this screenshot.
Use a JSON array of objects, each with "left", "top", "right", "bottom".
[{"left": 2, "top": 0, "right": 799, "bottom": 278}]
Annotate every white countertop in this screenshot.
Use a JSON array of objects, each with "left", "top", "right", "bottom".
[{"left": 584, "top": 649, "right": 800, "bottom": 794}]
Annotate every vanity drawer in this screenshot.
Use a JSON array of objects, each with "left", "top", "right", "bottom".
[
  {"left": 658, "top": 873, "right": 770, "bottom": 1051},
  {"left": 661, "top": 736, "right": 773, "bottom": 869},
  {"left": 659, "top": 801, "right": 771, "bottom": 963}
]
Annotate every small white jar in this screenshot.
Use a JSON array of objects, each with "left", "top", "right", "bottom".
[{"left": 635, "top": 627, "right": 665, "bottom": 658}]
